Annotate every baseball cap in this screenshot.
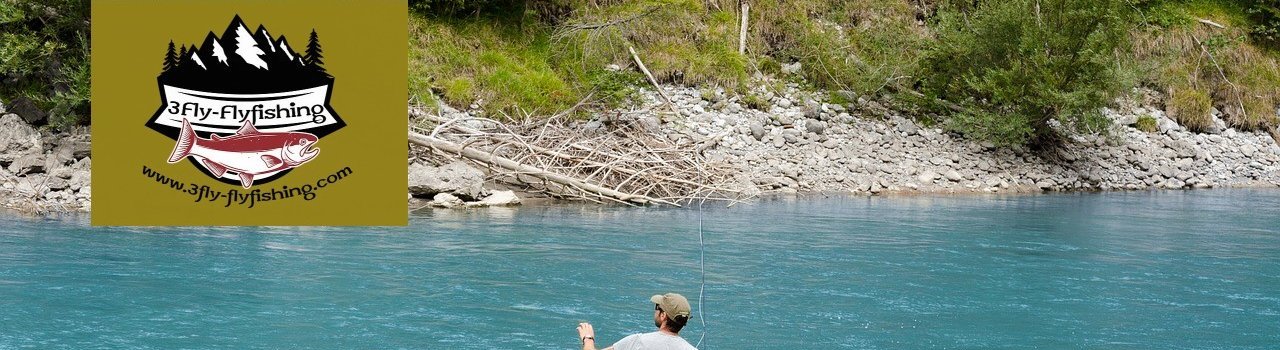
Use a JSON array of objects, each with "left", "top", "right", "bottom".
[{"left": 650, "top": 293, "right": 691, "bottom": 320}]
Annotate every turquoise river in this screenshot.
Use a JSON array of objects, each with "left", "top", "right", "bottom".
[{"left": 1, "top": 190, "right": 1278, "bottom": 349}]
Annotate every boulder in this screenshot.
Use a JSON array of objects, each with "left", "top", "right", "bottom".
[
  {"left": 469, "top": 190, "right": 521, "bottom": 207},
  {"left": 8, "top": 154, "right": 45, "bottom": 176},
  {"left": 0, "top": 113, "right": 41, "bottom": 158},
  {"left": 429, "top": 193, "right": 464, "bottom": 208},
  {"left": 8, "top": 98, "right": 47, "bottom": 126},
  {"left": 407, "top": 161, "right": 487, "bottom": 200}
]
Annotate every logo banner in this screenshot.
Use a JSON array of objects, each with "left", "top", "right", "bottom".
[{"left": 92, "top": 1, "right": 407, "bottom": 226}]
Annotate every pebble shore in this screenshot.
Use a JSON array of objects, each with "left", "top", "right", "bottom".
[{"left": 619, "top": 83, "right": 1280, "bottom": 195}]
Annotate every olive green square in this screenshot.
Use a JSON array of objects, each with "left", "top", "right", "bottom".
[{"left": 92, "top": 1, "right": 407, "bottom": 225}]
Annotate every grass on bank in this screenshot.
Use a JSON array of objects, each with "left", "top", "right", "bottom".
[
  {"left": 1132, "top": 0, "right": 1280, "bottom": 133},
  {"left": 408, "top": 0, "right": 925, "bottom": 118},
  {"left": 409, "top": 0, "right": 1280, "bottom": 149}
]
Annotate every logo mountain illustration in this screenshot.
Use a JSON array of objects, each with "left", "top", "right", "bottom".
[
  {"left": 159, "top": 15, "right": 331, "bottom": 94},
  {"left": 147, "top": 15, "right": 345, "bottom": 188}
]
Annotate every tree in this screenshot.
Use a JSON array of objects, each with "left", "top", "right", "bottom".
[
  {"left": 922, "top": 0, "right": 1127, "bottom": 148},
  {"left": 163, "top": 40, "right": 179, "bottom": 71},
  {"left": 0, "top": 0, "right": 93, "bottom": 127},
  {"left": 303, "top": 29, "right": 326, "bottom": 73},
  {"left": 177, "top": 45, "right": 187, "bottom": 68}
]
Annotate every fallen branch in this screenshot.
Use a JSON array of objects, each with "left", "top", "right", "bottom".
[
  {"left": 739, "top": 2, "right": 749, "bottom": 55},
  {"left": 629, "top": 46, "right": 681, "bottom": 116},
  {"left": 1196, "top": 17, "right": 1225, "bottom": 29},
  {"left": 410, "top": 131, "right": 682, "bottom": 206},
  {"left": 565, "top": 6, "right": 662, "bottom": 31}
]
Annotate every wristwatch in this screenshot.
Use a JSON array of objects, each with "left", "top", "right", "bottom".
[{"left": 581, "top": 336, "right": 595, "bottom": 344}]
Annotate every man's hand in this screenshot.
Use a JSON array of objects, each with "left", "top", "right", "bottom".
[
  {"left": 581, "top": 321, "right": 599, "bottom": 348},
  {"left": 577, "top": 322, "right": 595, "bottom": 340}
]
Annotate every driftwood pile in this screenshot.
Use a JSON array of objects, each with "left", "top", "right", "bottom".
[{"left": 409, "top": 106, "right": 754, "bottom": 207}]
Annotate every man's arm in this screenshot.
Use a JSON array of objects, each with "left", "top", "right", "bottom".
[{"left": 577, "top": 322, "right": 614, "bottom": 350}]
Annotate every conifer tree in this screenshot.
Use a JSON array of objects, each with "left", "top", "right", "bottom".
[
  {"left": 163, "top": 40, "right": 178, "bottom": 71},
  {"left": 303, "top": 29, "right": 326, "bottom": 73},
  {"left": 177, "top": 45, "right": 187, "bottom": 68}
]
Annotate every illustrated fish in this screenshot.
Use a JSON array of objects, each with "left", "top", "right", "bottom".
[{"left": 167, "top": 118, "right": 319, "bottom": 188}]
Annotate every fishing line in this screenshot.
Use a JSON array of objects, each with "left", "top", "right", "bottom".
[{"left": 695, "top": 197, "right": 707, "bottom": 348}]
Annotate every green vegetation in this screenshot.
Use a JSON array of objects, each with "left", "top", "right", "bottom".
[
  {"left": 1136, "top": 114, "right": 1160, "bottom": 132},
  {"left": 408, "top": 0, "right": 926, "bottom": 117},
  {"left": 1132, "top": 0, "right": 1280, "bottom": 132},
  {"left": 1247, "top": 0, "right": 1280, "bottom": 48},
  {"left": 1167, "top": 87, "right": 1213, "bottom": 131},
  {"left": 0, "top": 0, "right": 1275, "bottom": 149},
  {"left": 0, "top": 0, "right": 90, "bottom": 128},
  {"left": 922, "top": 0, "right": 1128, "bottom": 147}
]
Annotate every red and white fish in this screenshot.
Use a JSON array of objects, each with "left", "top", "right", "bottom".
[{"left": 167, "top": 118, "right": 319, "bottom": 188}]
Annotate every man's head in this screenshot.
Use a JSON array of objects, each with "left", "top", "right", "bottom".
[{"left": 650, "top": 293, "right": 691, "bottom": 333}]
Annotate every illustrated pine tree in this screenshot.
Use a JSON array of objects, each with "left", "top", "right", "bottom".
[
  {"left": 303, "top": 29, "right": 326, "bottom": 74},
  {"left": 177, "top": 46, "right": 187, "bottom": 68},
  {"left": 163, "top": 40, "right": 178, "bottom": 71}
]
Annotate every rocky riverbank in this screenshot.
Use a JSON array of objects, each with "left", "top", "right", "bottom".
[
  {"left": 619, "top": 83, "right": 1280, "bottom": 195},
  {"left": 0, "top": 112, "right": 92, "bottom": 213},
  {"left": 5, "top": 81, "right": 1280, "bottom": 214}
]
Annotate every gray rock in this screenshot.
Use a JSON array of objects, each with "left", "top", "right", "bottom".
[
  {"left": 67, "top": 169, "right": 90, "bottom": 191},
  {"left": 583, "top": 120, "right": 604, "bottom": 134},
  {"left": 0, "top": 113, "right": 40, "bottom": 157},
  {"left": 944, "top": 169, "right": 964, "bottom": 182},
  {"left": 776, "top": 98, "right": 793, "bottom": 109},
  {"left": 896, "top": 119, "right": 919, "bottom": 136},
  {"left": 429, "top": 193, "right": 464, "bottom": 208},
  {"left": 917, "top": 171, "right": 939, "bottom": 183},
  {"left": 821, "top": 139, "right": 839, "bottom": 149},
  {"left": 775, "top": 113, "right": 793, "bottom": 125},
  {"left": 407, "top": 161, "right": 488, "bottom": 200},
  {"left": 46, "top": 177, "right": 69, "bottom": 191},
  {"left": 781, "top": 62, "right": 802, "bottom": 75},
  {"left": 1241, "top": 144, "right": 1257, "bottom": 158},
  {"left": 8, "top": 154, "right": 45, "bottom": 176},
  {"left": 9, "top": 98, "right": 47, "bottom": 126},
  {"left": 469, "top": 190, "right": 521, "bottom": 207},
  {"left": 804, "top": 100, "right": 821, "bottom": 119},
  {"left": 805, "top": 120, "right": 826, "bottom": 134},
  {"left": 750, "top": 123, "right": 766, "bottom": 141},
  {"left": 638, "top": 117, "right": 661, "bottom": 132},
  {"left": 1117, "top": 114, "right": 1138, "bottom": 126},
  {"left": 1157, "top": 116, "right": 1180, "bottom": 133}
]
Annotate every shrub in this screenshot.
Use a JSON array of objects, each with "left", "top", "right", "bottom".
[
  {"left": 1248, "top": 0, "right": 1280, "bottom": 48},
  {"left": 0, "top": 0, "right": 90, "bottom": 128},
  {"left": 1135, "top": 114, "right": 1160, "bottom": 132},
  {"left": 923, "top": 0, "right": 1129, "bottom": 147},
  {"left": 1167, "top": 87, "right": 1212, "bottom": 131}
]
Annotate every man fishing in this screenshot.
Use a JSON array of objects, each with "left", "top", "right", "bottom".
[{"left": 576, "top": 293, "right": 698, "bottom": 350}]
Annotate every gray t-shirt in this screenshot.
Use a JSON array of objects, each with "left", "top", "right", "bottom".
[{"left": 609, "top": 331, "right": 697, "bottom": 350}]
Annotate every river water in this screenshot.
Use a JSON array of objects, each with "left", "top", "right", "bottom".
[{"left": 1, "top": 190, "right": 1278, "bottom": 349}]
